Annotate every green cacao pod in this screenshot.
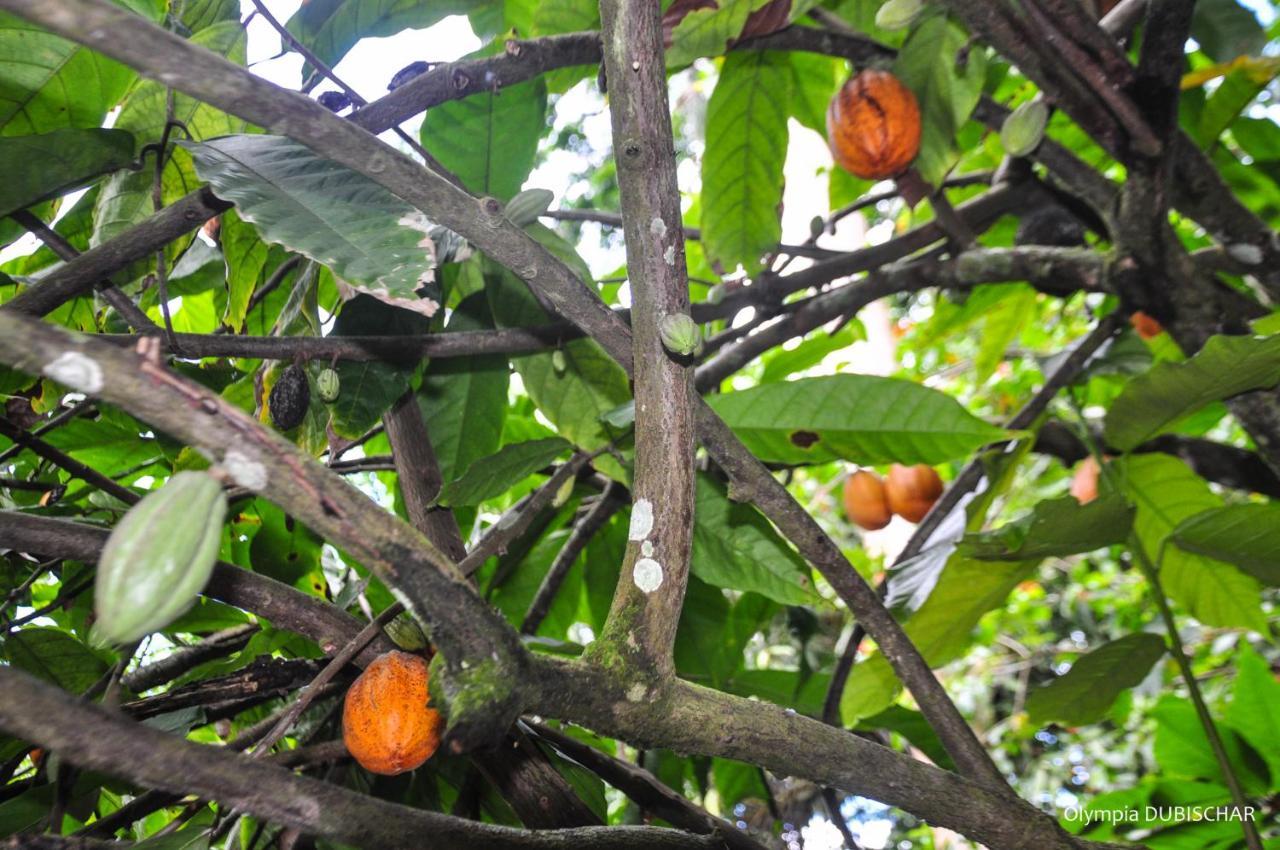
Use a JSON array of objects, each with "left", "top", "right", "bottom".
[
  {"left": 875, "top": 0, "right": 926, "bottom": 30},
  {"left": 93, "top": 471, "right": 228, "bottom": 646},
  {"left": 384, "top": 612, "right": 429, "bottom": 651},
  {"left": 659, "top": 313, "right": 702, "bottom": 356},
  {"left": 1000, "top": 101, "right": 1048, "bottom": 158},
  {"left": 269, "top": 363, "right": 310, "bottom": 431},
  {"left": 316, "top": 368, "right": 341, "bottom": 403},
  {"left": 504, "top": 188, "right": 554, "bottom": 227}
]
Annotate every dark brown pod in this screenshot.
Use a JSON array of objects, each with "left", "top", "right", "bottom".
[{"left": 268, "top": 364, "right": 310, "bottom": 432}]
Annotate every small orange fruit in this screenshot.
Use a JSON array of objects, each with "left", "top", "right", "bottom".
[
  {"left": 827, "top": 69, "right": 922, "bottom": 180},
  {"left": 885, "top": 464, "right": 943, "bottom": 523},
  {"left": 342, "top": 650, "right": 443, "bottom": 776},
  {"left": 843, "top": 470, "right": 893, "bottom": 531},
  {"left": 1130, "top": 311, "right": 1162, "bottom": 339},
  {"left": 1070, "top": 456, "right": 1100, "bottom": 505}
]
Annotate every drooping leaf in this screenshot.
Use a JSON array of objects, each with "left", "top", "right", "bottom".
[
  {"left": 700, "top": 50, "right": 791, "bottom": 275},
  {"left": 438, "top": 437, "right": 571, "bottom": 507},
  {"left": 962, "top": 494, "right": 1133, "bottom": 561},
  {"left": 691, "top": 473, "right": 816, "bottom": 605},
  {"left": 1170, "top": 503, "right": 1280, "bottom": 586},
  {"left": 1105, "top": 334, "right": 1280, "bottom": 451},
  {"left": 1224, "top": 645, "right": 1280, "bottom": 784},
  {"left": 0, "top": 129, "right": 135, "bottom": 219},
  {"left": 1025, "top": 634, "right": 1167, "bottom": 726},
  {"left": 419, "top": 292, "right": 509, "bottom": 483},
  {"left": 707, "top": 373, "right": 1007, "bottom": 465},
  {"left": 4, "top": 626, "right": 109, "bottom": 694},
  {"left": 892, "top": 16, "right": 987, "bottom": 185},
  {"left": 184, "top": 135, "right": 443, "bottom": 307},
  {"left": 1194, "top": 64, "right": 1280, "bottom": 150},
  {"left": 1123, "top": 454, "right": 1267, "bottom": 632},
  {"left": 420, "top": 64, "right": 546, "bottom": 201},
  {"left": 219, "top": 209, "right": 291, "bottom": 332}
]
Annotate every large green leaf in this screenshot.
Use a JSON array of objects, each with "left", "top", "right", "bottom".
[
  {"left": 420, "top": 64, "right": 546, "bottom": 201},
  {"left": 1123, "top": 455, "right": 1267, "bottom": 632},
  {"left": 892, "top": 16, "right": 987, "bottom": 185},
  {"left": 0, "top": 1, "right": 155, "bottom": 136},
  {"left": 1025, "top": 634, "right": 1167, "bottom": 726},
  {"left": 4, "top": 626, "right": 108, "bottom": 694},
  {"left": 1153, "top": 695, "right": 1270, "bottom": 792},
  {"left": 691, "top": 473, "right": 816, "bottom": 605},
  {"left": 1224, "top": 646, "right": 1280, "bottom": 785},
  {"left": 701, "top": 50, "right": 790, "bottom": 276},
  {"left": 184, "top": 135, "right": 443, "bottom": 306},
  {"left": 0, "top": 129, "right": 134, "bottom": 219},
  {"left": 1105, "top": 334, "right": 1280, "bottom": 451},
  {"left": 842, "top": 554, "right": 1034, "bottom": 724},
  {"left": 438, "top": 437, "right": 571, "bottom": 507},
  {"left": 285, "top": 0, "right": 482, "bottom": 75},
  {"left": 419, "top": 292, "right": 509, "bottom": 483},
  {"left": 706, "top": 374, "right": 1007, "bottom": 465},
  {"left": 786, "top": 52, "right": 842, "bottom": 135},
  {"left": 530, "top": 0, "right": 599, "bottom": 91},
  {"left": 1170, "top": 503, "right": 1280, "bottom": 586},
  {"left": 219, "top": 209, "right": 291, "bottom": 332},
  {"left": 92, "top": 21, "right": 247, "bottom": 249},
  {"left": 326, "top": 295, "right": 428, "bottom": 439},
  {"left": 963, "top": 494, "right": 1133, "bottom": 561}
]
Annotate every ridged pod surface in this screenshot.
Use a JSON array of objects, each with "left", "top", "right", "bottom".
[
  {"left": 843, "top": 470, "right": 893, "bottom": 531},
  {"left": 827, "top": 70, "right": 921, "bottom": 180},
  {"left": 268, "top": 363, "right": 310, "bottom": 431},
  {"left": 343, "top": 650, "right": 443, "bottom": 775},
  {"left": 885, "top": 463, "right": 944, "bottom": 523},
  {"left": 93, "top": 471, "right": 228, "bottom": 645}
]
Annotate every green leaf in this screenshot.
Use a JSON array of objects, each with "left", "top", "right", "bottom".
[
  {"left": 1105, "top": 334, "right": 1280, "bottom": 451},
  {"left": 1170, "top": 503, "right": 1280, "bottom": 586},
  {"left": 438, "top": 437, "right": 571, "bottom": 507},
  {"left": 701, "top": 50, "right": 791, "bottom": 275},
  {"left": 4, "top": 626, "right": 108, "bottom": 694},
  {"left": 787, "top": 52, "right": 842, "bottom": 135},
  {"left": 691, "top": 473, "right": 816, "bottom": 605},
  {"left": 963, "top": 494, "right": 1133, "bottom": 561},
  {"left": 842, "top": 554, "right": 1034, "bottom": 724},
  {"left": 0, "top": 129, "right": 135, "bottom": 219},
  {"left": 530, "top": 0, "right": 599, "bottom": 91},
  {"left": 1189, "top": 0, "right": 1266, "bottom": 63},
  {"left": 285, "top": 0, "right": 483, "bottom": 75},
  {"left": 973, "top": 285, "right": 1035, "bottom": 383},
  {"left": 184, "top": 135, "right": 443, "bottom": 306},
  {"left": 666, "top": 0, "right": 771, "bottom": 66},
  {"left": 1195, "top": 66, "right": 1278, "bottom": 150},
  {"left": 420, "top": 65, "right": 546, "bottom": 201},
  {"left": 220, "top": 210, "right": 291, "bottom": 332},
  {"left": 1224, "top": 645, "right": 1280, "bottom": 785},
  {"left": 0, "top": 4, "right": 145, "bottom": 136},
  {"left": 1123, "top": 455, "right": 1267, "bottom": 632},
  {"left": 419, "top": 292, "right": 509, "bottom": 483},
  {"left": 859, "top": 706, "right": 956, "bottom": 772},
  {"left": 1153, "top": 695, "right": 1270, "bottom": 792},
  {"left": 182, "top": 0, "right": 241, "bottom": 32},
  {"left": 706, "top": 373, "right": 1007, "bottom": 465},
  {"left": 892, "top": 16, "right": 987, "bottom": 185},
  {"left": 327, "top": 295, "right": 428, "bottom": 439},
  {"left": 1025, "top": 634, "right": 1166, "bottom": 726}
]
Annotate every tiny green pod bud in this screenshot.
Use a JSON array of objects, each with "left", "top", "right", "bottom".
[
  {"left": 504, "top": 188, "right": 555, "bottom": 227},
  {"left": 1000, "top": 101, "right": 1048, "bottom": 158},
  {"left": 384, "top": 612, "right": 429, "bottom": 651},
  {"left": 875, "top": 0, "right": 926, "bottom": 30},
  {"left": 551, "top": 349, "right": 567, "bottom": 374},
  {"left": 93, "top": 471, "right": 228, "bottom": 646},
  {"left": 317, "top": 368, "right": 341, "bottom": 403},
  {"left": 659, "top": 313, "right": 702, "bottom": 356}
]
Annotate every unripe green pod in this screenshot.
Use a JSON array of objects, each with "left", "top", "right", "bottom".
[
  {"left": 316, "top": 368, "right": 341, "bottom": 403},
  {"left": 504, "top": 188, "right": 554, "bottom": 227},
  {"left": 93, "top": 471, "right": 228, "bottom": 646},
  {"left": 659, "top": 313, "right": 702, "bottom": 356},
  {"left": 876, "top": 0, "right": 926, "bottom": 30},
  {"left": 384, "top": 612, "right": 429, "bottom": 651},
  {"left": 1000, "top": 101, "right": 1048, "bottom": 158}
]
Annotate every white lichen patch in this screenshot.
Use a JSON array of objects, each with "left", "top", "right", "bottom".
[
  {"left": 629, "top": 498, "right": 654, "bottom": 540},
  {"left": 44, "top": 352, "right": 103, "bottom": 394},
  {"left": 633, "top": 557, "right": 663, "bottom": 593},
  {"left": 222, "top": 449, "right": 268, "bottom": 491},
  {"left": 1227, "top": 243, "right": 1264, "bottom": 266},
  {"left": 663, "top": 245, "right": 676, "bottom": 266},
  {"left": 649, "top": 217, "right": 667, "bottom": 239},
  {"left": 641, "top": 540, "right": 654, "bottom": 557},
  {"left": 627, "top": 683, "right": 647, "bottom": 702}
]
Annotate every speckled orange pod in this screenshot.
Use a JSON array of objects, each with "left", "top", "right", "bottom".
[
  {"left": 342, "top": 650, "right": 443, "bottom": 775},
  {"left": 827, "top": 69, "right": 922, "bottom": 180}
]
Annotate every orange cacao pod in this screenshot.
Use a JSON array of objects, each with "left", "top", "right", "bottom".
[
  {"left": 885, "top": 464, "right": 943, "bottom": 523},
  {"left": 1070, "top": 456, "right": 1100, "bottom": 505},
  {"left": 827, "top": 70, "right": 922, "bottom": 180},
  {"left": 342, "top": 650, "right": 443, "bottom": 776},
  {"left": 1129, "top": 311, "right": 1162, "bottom": 340},
  {"left": 843, "top": 470, "right": 893, "bottom": 531}
]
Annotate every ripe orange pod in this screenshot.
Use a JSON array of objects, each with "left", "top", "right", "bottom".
[
  {"left": 1129, "top": 311, "right": 1162, "bottom": 340},
  {"left": 1070, "top": 456, "right": 1100, "bottom": 505},
  {"left": 342, "top": 650, "right": 444, "bottom": 776},
  {"left": 885, "top": 464, "right": 943, "bottom": 523},
  {"left": 827, "top": 69, "right": 922, "bottom": 180},
  {"left": 843, "top": 470, "right": 893, "bottom": 531}
]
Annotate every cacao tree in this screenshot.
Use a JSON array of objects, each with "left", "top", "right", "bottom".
[{"left": 0, "top": 0, "right": 1276, "bottom": 848}]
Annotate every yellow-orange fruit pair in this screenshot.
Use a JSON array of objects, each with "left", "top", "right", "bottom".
[
  {"left": 1070, "top": 456, "right": 1100, "bottom": 505},
  {"left": 885, "top": 464, "right": 943, "bottom": 523},
  {"left": 827, "top": 69, "right": 922, "bottom": 180},
  {"left": 843, "top": 470, "right": 893, "bottom": 530},
  {"left": 342, "top": 650, "right": 443, "bottom": 776}
]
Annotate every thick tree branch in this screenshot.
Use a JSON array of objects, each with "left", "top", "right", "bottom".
[
  {"left": 0, "top": 667, "right": 719, "bottom": 850},
  {"left": 591, "top": 0, "right": 697, "bottom": 673}
]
